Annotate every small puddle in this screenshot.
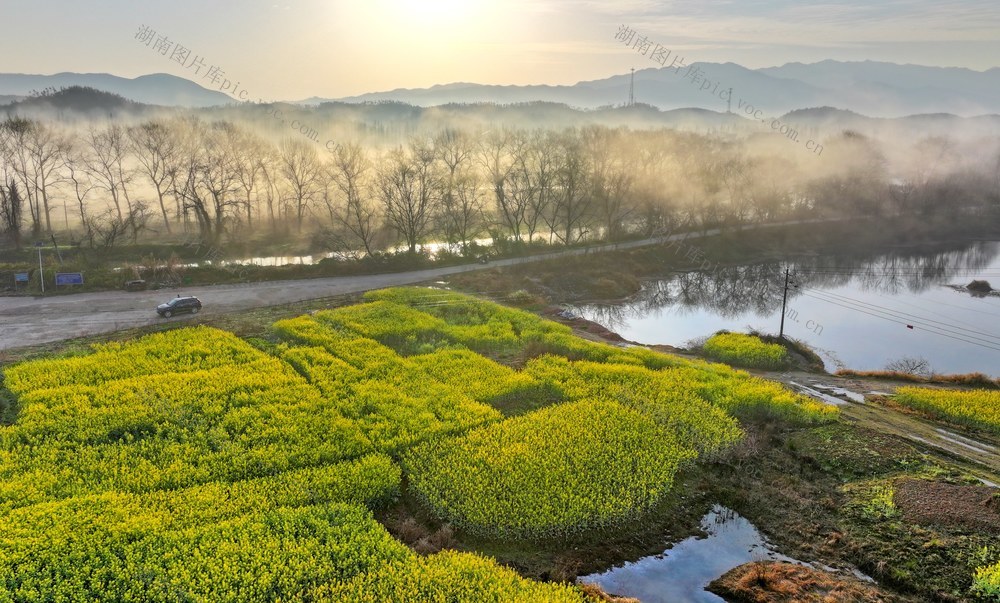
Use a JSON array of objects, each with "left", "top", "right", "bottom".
[
  {"left": 579, "top": 506, "right": 798, "bottom": 602},
  {"left": 935, "top": 428, "right": 997, "bottom": 454},
  {"left": 813, "top": 383, "right": 867, "bottom": 403},
  {"left": 788, "top": 381, "right": 849, "bottom": 406},
  {"left": 934, "top": 428, "right": 996, "bottom": 455}
]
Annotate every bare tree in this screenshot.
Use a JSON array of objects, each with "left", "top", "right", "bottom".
[
  {"left": 257, "top": 148, "right": 282, "bottom": 234},
  {"left": 808, "top": 131, "right": 888, "bottom": 218},
  {"left": 231, "top": 128, "right": 270, "bottom": 232},
  {"left": 83, "top": 123, "right": 134, "bottom": 222},
  {"left": 440, "top": 166, "right": 486, "bottom": 253},
  {"left": 478, "top": 129, "right": 525, "bottom": 241},
  {"left": 522, "top": 130, "right": 558, "bottom": 242},
  {"left": 64, "top": 147, "right": 97, "bottom": 246},
  {"left": 2, "top": 117, "right": 41, "bottom": 235},
  {"left": 378, "top": 142, "right": 439, "bottom": 253},
  {"left": 278, "top": 138, "right": 323, "bottom": 233},
  {"left": 0, "top": 179, "right": 24, "bottom": 250},
  {"left": 194, "top": 122, "right": 244, "bottom": 243},
  {"left": 90, "top": 207, "right": 131, "bottom": 249},
  {"left": 583, "top": 126, "right": 635, "bottom": 241},
  {"left": 129, "top": 120, "right": 179, "bottom": 233},
  {"left": 167, "top": 120, "right": 240, "bottom": 244},
  {"left": 325, "top": 142, "right": 381, "bottom": 256},
  {"left": 17, "top": 120, "right": 70, "bottom": 235},
  {"left": 885, "top": 356, "right": 931, "bottom": 377},
  {"left": 545, "top": 128, "right": 592, "bottom": 244},
  {"left": 719, "top": 150, "right": 755, "bottom": 227}
]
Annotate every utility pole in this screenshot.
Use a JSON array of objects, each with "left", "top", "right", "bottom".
[
  {"left": 35, "top": 241, "right": 45, "bottom": 294},
  {"left": 778, "top": 267, "right": 790, "bottom": 339}
]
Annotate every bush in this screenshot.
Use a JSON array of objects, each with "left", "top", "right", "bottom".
[{"left": 702, "top": 332, "right": 789, "bottom": 370}]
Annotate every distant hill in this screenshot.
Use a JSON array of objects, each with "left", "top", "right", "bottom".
[
  {"left": 313, "top": 60, "right": 1000, "bottom": 118},
  {"left": 0, "top": 73, "right": 232, "bottom": 108},
  {"left": 760, "top": 60, "right": 1000, "bottom": 116},
  {"left": 4, "top": 61, "right": 998, "bottom": 117},
  {"left": 0, "top": 86, "right": 155, "bottom": 121},
  {"left": 8, "top": 86, "right": 139, "bottom": 111}
]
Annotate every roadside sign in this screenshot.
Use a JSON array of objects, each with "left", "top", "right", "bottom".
[
  {"left": 14, "top": 273, "right": 29, "bottom": 283},
  {"left": 55, "top": 272, "right": 84, "bottom": 286}
]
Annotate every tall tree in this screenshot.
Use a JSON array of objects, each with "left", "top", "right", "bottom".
[
  {"left": 2, "top": 117, "right": 41, "bottom": 235},
  {"left": 378, "top": 143, "right": 438, "bottom": 253},
  {"left": 0, "top": 179, "right": 23, "bottom": 249},
  {"left": 326, "top": 142, "right": 381, "bottom": 256},
  {"left": 278, "top": 138, "right": 323, "bottom": 233},
  {"left": 129, "top": 120, "right": 179, "bottom": 233},
  {"left": 545, "top": 128, "right": 592, "bottom": 244},
  {"left": 84, "top": 123, "right": 134, "bottom": 222},
  {"left": 478, "top": 129, "right": 524, "bottom": 240},
  {"left": 583, "top": 126, "right": 635, "bottom": 241}
]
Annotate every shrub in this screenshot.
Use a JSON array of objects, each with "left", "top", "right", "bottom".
[{"left": 702, "top": 332, "right": 789, "bottom": 370}]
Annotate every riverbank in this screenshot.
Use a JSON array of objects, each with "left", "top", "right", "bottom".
[{"left": 448, "top": 217, "right": 1000, "bottom": 304}]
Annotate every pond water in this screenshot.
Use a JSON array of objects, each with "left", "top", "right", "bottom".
[
  {"left": 572, "top": 240, "right": 1000, "bottom": 377},
  {"left": 221, "top": 238, "right": 496, "bottom": 267},
  {"left": 579, "top": 506, "right": 800, "bottom": 602}
]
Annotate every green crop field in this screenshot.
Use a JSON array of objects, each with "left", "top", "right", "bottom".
[{"left": 0, "top": 287, "right": 835, "bottom": 601}]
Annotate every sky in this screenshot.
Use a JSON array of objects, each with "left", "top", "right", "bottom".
[{"left": 3, "top": 0, "right": 999, "bottom": 101}]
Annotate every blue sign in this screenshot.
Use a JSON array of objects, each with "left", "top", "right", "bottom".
[
  {"left": 14, "top": 272, "right": 29, "bottom": 283},
  {"left": 55, "top": 272, "right": 84, "bottom": 286}
]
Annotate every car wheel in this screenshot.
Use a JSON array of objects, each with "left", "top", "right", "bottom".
[
  {"left": 164, "top": 310, "right": 172, "bottom": 318},
  {"left": 191, "top": 307, "right": 199, "bottom": 314}
]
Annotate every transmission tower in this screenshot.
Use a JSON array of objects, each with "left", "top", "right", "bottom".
[{"left": 628, "top": 68, "right": 635, "bottom": 107}]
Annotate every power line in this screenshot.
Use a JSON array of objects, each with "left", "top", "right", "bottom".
[
  {"left": 796, "top": 286, "right": 1000, "bottom": 344},
  {"left": 797, "top": 291, "right": 1000, "bottom": 353}
]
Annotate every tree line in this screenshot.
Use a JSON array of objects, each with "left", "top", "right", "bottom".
[{"left": 2, "top": 114, "right": 998, "bottom": 255}]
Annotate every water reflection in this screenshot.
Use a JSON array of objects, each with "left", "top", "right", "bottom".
[
  {"left": 574, "top": 241, "right": 1000, "bottom": 375},
  {"left": 579, "top": 505, "right": 800, "bottom": 603}
]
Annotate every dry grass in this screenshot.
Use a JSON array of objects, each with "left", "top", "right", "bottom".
[
  {"left": 578, "top": 582, "right": 640, "bottom": 603},
  {"left": 710, "top": 561, "right": 888, "bottom": 602},
  {"left": 835, "top": 369, "right": 999, "bottom": 389}
]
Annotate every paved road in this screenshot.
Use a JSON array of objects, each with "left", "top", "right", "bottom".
[{"left": 0, "top": 220, "right": 826, "bottom": 351}]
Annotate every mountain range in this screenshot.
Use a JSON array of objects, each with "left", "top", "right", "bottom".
[
  {"left": 319, "top": 60, "right": 1000, "bottom": 118},
  {"left": 1, "top": 60, "right": 998, "bottom": 118},
  {"left": 0, "top": 72, "right": 232, "bottom": 108}
]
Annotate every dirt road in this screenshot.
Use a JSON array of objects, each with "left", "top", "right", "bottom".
[{"left": 778, "top": 372, "right": 1000, "bottom": 485}]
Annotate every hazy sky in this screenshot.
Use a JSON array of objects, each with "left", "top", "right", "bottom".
[{"left": 3, "top": 0, "right": 999, "bottom": 100}]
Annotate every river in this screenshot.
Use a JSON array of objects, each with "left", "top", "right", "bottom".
[{"left": 572, "top": 240, "right": 1000, "bottom": 377}]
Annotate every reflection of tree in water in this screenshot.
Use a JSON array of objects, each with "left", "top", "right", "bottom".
[
  {"left": 579, "top": 241, "right": 1000, "bottom": 326},
  {"left": 794, "top": 241, "right": 1000, "bottom": 296}
]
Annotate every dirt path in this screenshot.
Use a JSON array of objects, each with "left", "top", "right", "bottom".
[{"left": 774, "top": 371, "right": 1000, "bottom": 485}]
